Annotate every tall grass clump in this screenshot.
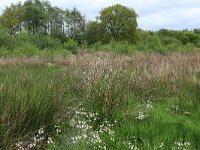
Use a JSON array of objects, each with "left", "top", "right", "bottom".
[{"left": 0, "top": 64, "right": 72, "bottom": 149}]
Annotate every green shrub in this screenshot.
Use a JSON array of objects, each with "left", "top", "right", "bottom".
[
  {"left": 0, "top": 29, "right": 16, "bottom": 50},
  {"left": 15, "top": 33, "right": 63, "bottom": 50},
  {"left": 101, "top": 40, "right": 130, "bottom": 53},
  {"left": 13, "top": 43, "right": 40, "bottom": 56},
  {"left": 64, "top": 39, "right": 78, "bottom": 54},
  {"left": 90, "top": 42, "right": 103, "bottom": 51},
  {"left": 0, "top": 46, "right": 13, "bottom": 57},
  {"left": 30, "top": 34, "right": 62, "bottom": 50}
]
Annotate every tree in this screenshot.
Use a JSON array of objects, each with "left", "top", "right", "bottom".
[
  {"left": 65, "top": 8, "right": 86, "bottom": 43},
  {"left": 194, "top": 28, "right": 200, "bottom": 35},
  {"left": 98, "top": 4, "right": 138, "bottom": 43},
  {"left": 177, "top": 31, "right": 200, "bottom": 45},
  {"left": 47, "top": 6, "right": 64, "bottom": 36},
  {"left": 23, "top": 0, "right": 47, "bottom": 34},
  {"left": 85, "top": 21, "right": 102, "bottom": 45},
  {"left": 0, "top": 3, "right": 23, "bottom": 35}
]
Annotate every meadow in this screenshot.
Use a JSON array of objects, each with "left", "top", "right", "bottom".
[
  {"left": 0, "top": 51, "right": 200, "bottom": 149},
  {"left": 1, "top": 1, "right": 200, "bottom": 149}
]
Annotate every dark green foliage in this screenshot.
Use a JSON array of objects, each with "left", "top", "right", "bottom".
[
  {"left": 0, "top": 3, "right": 23, "bottom": 35},
  {"left": 0, "top": 0, "right": 86, "bottom": 45},
  {"left": 23, "top": 0, "right": 48, "bottom": 34},
  {"left": 0, "top": 1, "right": 200, "bottom": 55},
  {"left": 0, "top": 29, "right": 16, "bottom": 50},
  {"left": 29, "top": 34, "right": 62, "bottom": 49},
  {"left": 178, "top": 31, "right": 200, "bottom": 46},
  {"left": 85, "top": 21, "right": 102, "bottom": 45},
  {"left": 98, "top": 4, "right": 138, "bottom": 44},
  {"left": 193, "top": 28, "right": 200, "bottom": 35},
  {"left": 15, "top": 33, "right": 62, "bottom": 49}
]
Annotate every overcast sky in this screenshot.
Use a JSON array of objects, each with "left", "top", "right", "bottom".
[{"left": 0, "top": 0, "right": 200, "bottom": 31}]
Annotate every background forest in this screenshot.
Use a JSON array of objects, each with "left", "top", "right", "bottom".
[{"left": 0, "top": 0, "right": 200, "bottom": 56}]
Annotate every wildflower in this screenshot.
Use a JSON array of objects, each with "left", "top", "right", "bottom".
[
  {"left": 174, "top": 139, "right": 191, "bottom": 149},
  {"left": 47, "top": 136, "right": 54, "bottom": 144},
  {"left": 103, "top": 145, "right": 107, "bottom": 150},
  {"left": 159, "top": 142, "right": 165, "bottom": 148},
  {"left": 38, "top": 128, "right": 44, "bottom": 135},
  {"left": 16, "top": 141, "right": 24, "bottom": 150},
  {"left": 146, "top": 102, "right": 153, "bottom": 108},
  {"left": 136, "top": 112, "right": 145, "bottom": 120},
  {"left": 56, "top": 128, "right": 62, "bottom": 134},
  {"left": 28, "top": 143, "right": 36, "bottom": 148}
]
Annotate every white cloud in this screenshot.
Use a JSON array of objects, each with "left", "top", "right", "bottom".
[
  {"left": 0, "top": 0, "right": 200, "bottom": 30},
  {"left": 139, "top": 5, "right": 200, "bottom": 30}
]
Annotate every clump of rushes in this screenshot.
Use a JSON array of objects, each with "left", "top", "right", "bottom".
[{"left": 0, "top": 66, "right": 70, "bottom": 149}]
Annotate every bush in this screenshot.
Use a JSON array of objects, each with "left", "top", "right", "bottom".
[
  {"left": 89, "top": 42, "right": 102, "bottom": 51},
  {"left": 64, "top": 39, "right": 78, "bottom": 54},
  {"left": 30, "top": 34, "right": 62, "bottom": 50},
  {"left": 0, "top": 29, "right": 16, "bottom": 50},
  {"left": 13, "top": 43, "right": 40, "bottom": 56},
  {"left": 15, "top": 33, "right": 63, "bottom": 50},
  {"left": 0, "top": 46, "right": 12, "bottom": 57}
]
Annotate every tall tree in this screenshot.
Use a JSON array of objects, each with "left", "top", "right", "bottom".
[
  {"left": 85, "top": 21, "right": 102, "bottom": 45},
  {"left": 23, "top": 0, "right": 47, "bottom": 34},
  {"left": 48, "top": 6, "right": 64, "bottom": 36},
  {"left": 65, "top": 8, "right": 86, "bottom": 43},
  {"left": 98, "top": 4, "right": 138, "bottom": 43},
  {"left": 0, "top": 3, "right": 23, "bottom": 35}
]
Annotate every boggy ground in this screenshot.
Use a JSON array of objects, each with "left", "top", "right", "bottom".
[{"left": 0, "top": 51, "right": 200, "bottom": 149}]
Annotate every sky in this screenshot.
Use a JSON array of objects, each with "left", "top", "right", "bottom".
[{"left": 0, "top": 0, "right": 200, "bottom": 31}]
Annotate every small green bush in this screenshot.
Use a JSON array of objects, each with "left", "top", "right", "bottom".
[
  {"left": 15, "top": 33, "right": 63, "bottom": 50},
  {"left": 30, "top": 34, "right": 62, "bottom": 50},
  {"left": 64, "top": 39, "right": 78, "bottom": 54},
  {"left": 13, "top": 43, "right": 40, "bottom": 56},
  {"left": 0, "top": 46, "right": 12, "bottom": 57},
  {"left": 90, "top": 42, "right": 102, "bottom": 51},
  {"left": 0, "top": 29, "right": 16, "bottom": 50}
]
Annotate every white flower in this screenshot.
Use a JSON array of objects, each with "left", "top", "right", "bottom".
[
  {"left": 136, "top": 112, "right": 145, "bottom": 120},
  {"left": 47, "top": 136, "right": 54, "bottom": 144},
  {"left": 159, "top": 142, "right": 165, "bottom": 148},
  {"left": 56, "top": 128, "right": 62, "bottom": 133},
  {"left": 28, "top": 143, "right": 36, "bottom": 148},
  {"left": 38, "top": 128, "right": 44, "bottom": 135}
]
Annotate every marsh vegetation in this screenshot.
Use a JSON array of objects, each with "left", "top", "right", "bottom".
[{"left": 0, "top": 52, "right": 200, "bottom": 149}]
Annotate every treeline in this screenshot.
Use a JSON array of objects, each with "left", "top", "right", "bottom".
[
  {"left": 0, "top": 0, "right": 85, "bottom": 43},
  {"left": 0, "top": 0, "right": 200, "bottom": 55}
]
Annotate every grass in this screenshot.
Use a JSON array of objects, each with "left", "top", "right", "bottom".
[{"left": 0, "top": 51, "right": 200, "bottom": 149}]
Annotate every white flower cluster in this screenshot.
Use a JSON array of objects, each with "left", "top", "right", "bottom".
[
  {"left": 69, "top": 108, "right": 106, "bottom": 145},
  {"left": 16, "top": 141, "right": 24, "bottom": 150},
  {"left": 174, "top": 139, "right": 190, "bottom": 149},
  {"left": 47, "top": 136, "right": 54, "bottom": 144},
  {"left": 128, "top": 142, "right": 139, "bottom": 150},
  {"left": 15, "top": 127, "right": 46, "bottom": 149},
  {"left": 28, "top": 127, "right": 45, "bottom": 148},
  {"left": 54, "top": 121, "right": 62, "bottom": 134},
  {"left": 136, "top": 111, "right": 145, "bottom": 120},
  {"left": 145, "top": 100, "right": 153, "bottom": 108},
  {"left": 154, "top": 142, "right": 165, "bottom": 149},
  {"left": 68, "top": 107, "right": 140, "bottom": 149}
]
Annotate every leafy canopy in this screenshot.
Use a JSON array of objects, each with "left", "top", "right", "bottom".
[{"left": 98, "top": 4, "right": 138, "bottom": 43}]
